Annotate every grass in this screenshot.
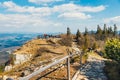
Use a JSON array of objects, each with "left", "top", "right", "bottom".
[
  {"left": 70, "top": 52, "right": 88, "bottom": 64},
  {"left": 81, "top": 53, "right": 88, "bottom": 64},
  {"left": 0, "top": 64, "right": 5, "bottom": 73},
  {"left": 104, "top": 61, "right": 120, "bottom": 80}
]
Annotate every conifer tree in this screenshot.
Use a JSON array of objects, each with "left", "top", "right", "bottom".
[
  {"left": 113, "top": 24, "right": 117, "bottom": 36},
  {"left": 76, "top": 29, "right": 81, "bottom": 40},
  {"left": 84, "top": 35, "right": 89, "bottom": 49},
  {"left": 67, "top": 27, "right": 71, "bottom": 36},
  {"left": 84, "top": 27, "right": 88, "bottom": 36},
  {"left": 103, "top": 24, "right": 107, "bottom": 34},
  {"left": 102, "top": 24, "right": 107, "bottom": 40},
  {"left": 96, "top": 25, "right": 102, "bottom": 34},
  {"left": 96, "top": 25, "right": 102, "bottom": 40}
]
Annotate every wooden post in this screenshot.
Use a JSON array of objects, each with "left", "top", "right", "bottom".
[
  {"left": 80, "top": 52, "right": 82, "bottom": 65},
  {"left": 67, "top": 52, "right": 70, "bottom": 80},
  {"left": 80, "top": 51, "right": 83, "bottom": 65}
]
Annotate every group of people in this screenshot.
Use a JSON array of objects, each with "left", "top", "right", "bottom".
[{"left": 37, "top": 34, "right": 60, "bottom": 39}]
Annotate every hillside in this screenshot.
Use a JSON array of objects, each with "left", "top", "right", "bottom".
[{"left": 2, "top": 38, "right": 74, "bottom": 80}]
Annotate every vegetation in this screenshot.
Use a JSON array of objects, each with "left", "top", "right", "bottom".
[
  {"left": 103, "top": 38, "right": 120, "bottom": 80},
  {"left": 0, "top": 64, "right": 5, "bottom": 73},
  {"left": 58, "top": 27, "right": 72, "bottom": 46},
  {"left": 70, "top": 52, "right": 88, "bottom": 64},
  {"left": 104, "top": 61, "right": 120, "bottom": 80},
  {"left": 58, "top": 36, "right": 72, "bottom": 46},
  {"left": 2, "top": 24, "right": 120, "bottom": 79},
  {"left": 76, "top": 29, "right": 82, "bottom": 41},
  {"left": 67, "top": 27, "right": 71, "bottom": 36},
  {"left": 10, "top": 54, "right": 16, "bottom": 65},
  {"left": 104, "top": 38, "right": 120, "bottom": 62}
]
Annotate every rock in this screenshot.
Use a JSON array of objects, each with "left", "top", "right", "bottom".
[
  {"left": 24, "top": 70, "right": 31, "bottom": 76},
  {"left": 6, "top": 78, "right": 13, "bottom": 80},
  {"left": 4, "top": 65, "right": 13, "bottom": 71},
  {"left": 76, "top": 55, "right": 107, "bottom": 80},
  {"left": 14, "top": 53, "right": 32, "bottom": 65},
  {"left": 3, "top": 75, "right": 17, "bottom": 80}
]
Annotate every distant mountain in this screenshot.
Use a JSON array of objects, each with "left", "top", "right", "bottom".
[
  {"left": 0, "top": 33, "right": 38, "bottom": 50},
  {"left": 0, "top": 33, "right": 40, "bottom": 65}
]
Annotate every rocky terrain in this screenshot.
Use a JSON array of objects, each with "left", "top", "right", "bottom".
[
  {"left": 76, "top": 52, "right": 107, "bottom": 80},
  {"left": 2, "top": 38, "right": 76, "bottom": 80},
  {"left": 0, "top": 37, "right": 109, "bottom": 80}
]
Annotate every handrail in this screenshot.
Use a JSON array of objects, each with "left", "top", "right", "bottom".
[{"left": 19, "top": 51, "right": 81, "bottom": 80}]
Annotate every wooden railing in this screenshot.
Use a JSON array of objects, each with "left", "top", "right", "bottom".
[{"left": 19, "top": 49, "right": 82, "bottom": 80}]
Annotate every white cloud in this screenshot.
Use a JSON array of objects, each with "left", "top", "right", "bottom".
[
  {"left": 58, "top": 12, "right": 91, "bottom": 19},
  {"left": 0, "top": 1, "right": 106, "bottom": 20},
  {"left": 1, "top": 1, "right": 52, "bottom": 16},
  {"left": 103, "top": 16, "right": 120, "bottom": 23},
  {"left": 53, "top": 3, "right": 105, "bottom": 13},
  {"left": 0, "top": 1, "right": 107, "bottom": 32},
  {"left": 1, "top": 1, "right": 105, "bottom": 13},
  {"left": 0, "top": 13, "right": 63, "bottom": 32},
  {"left": 28, "top": 0, "right": 63, "bottom": 4}
]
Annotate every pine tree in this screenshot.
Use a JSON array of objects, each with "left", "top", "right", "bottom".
[
  {"left": 113, "top": 24, "right": 117, "bottom": 36},
  {"left": 76, "top": 29, "right": 81, "bottom": 40},
  {"left": 67, "top": 27, "right": 71, "bottom": 36},
  {"left": 84, "top": 35, "right": 89, "bottom": 49},
  {"left": 96, "top": 25, "right": 102, "bottom": 34},
  {"left": 84, "top": 27, "right": 88, "bottom": 36},
  {"left": 76, "top": 29, "right": 83, "bottom": 45},
  {"left": 96, "top": 25, "right": 102, "bottom": 40},
  {"left": 103, "top": 24, "right": 107, "bottom": 34},
  {"left": 108, "top": 27, "right": 112, "bottom": 34},
  {"left": 102, "top": 24, "right": 107, "bottom": 40}
]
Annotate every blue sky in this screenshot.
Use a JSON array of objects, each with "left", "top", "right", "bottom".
[{"left": 0, "top": 0, "right": 120, "bottom": 33}]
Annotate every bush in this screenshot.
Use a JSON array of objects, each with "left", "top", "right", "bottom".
[
  {"left": 58, "top": 36, "right": 72, "bottom": 46},
  {"left": 0, "top": 64, "right": 5, "bottom": 73},
  {"left": 10, "top": 54, "right": 16, "bottom": 65},
  {"left": 104, "top": 61, "right": 120, "bottom": 80},
  {"left": 104, "top": 38, "right": 120, "bottom": 62},
  {"left": 34, "top": 47, "right": 49, "bottom": 57}
]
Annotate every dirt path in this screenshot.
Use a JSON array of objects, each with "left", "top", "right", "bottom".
[{"left": 75, "top": 52, "right": 107, "bottom": 80}]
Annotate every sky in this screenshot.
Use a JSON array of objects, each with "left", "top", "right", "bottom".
[{"left": 0, "top": 0, "right": 120, "bottom": 33}]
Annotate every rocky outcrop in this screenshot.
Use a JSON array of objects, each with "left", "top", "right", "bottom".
[
  {"left": 14, "top": 53, "right": 32, "bottom": 65},
  {"left": 4, "top": 64, "right": 13, "bottom": 71},
  {"left": 4, "top": 53, "right": 32, "bottom": 71}
]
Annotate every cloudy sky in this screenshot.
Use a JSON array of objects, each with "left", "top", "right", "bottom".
[{"left": 0, "top": 0, "right": 120, "bottom": 33}]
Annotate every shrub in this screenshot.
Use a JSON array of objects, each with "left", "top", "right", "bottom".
[
  {"left": 0, "top": 64, "right": 5, "bottom": 73},
  {"left": 104, "top": 61, "right": 120, "bottom": 80},
  {"left": 34, "top": 47, "right": 49, "bottom": 57},
  {"left": 104, "top": 38, "right": 120, "bottom": 62},
  {"left": 58, "top": 36, "right": 72, "bottom": 47},
  {"left": 10, "top": 54, "right": 16, "bottom": 65}
]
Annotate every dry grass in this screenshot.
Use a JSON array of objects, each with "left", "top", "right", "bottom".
[
  {"left": 58, "top": 36, "right": 72, "bottom": 47},
  {"left": 30, "top": 64, "right": 80, "bottom": 80},
  {"left": 81, "top": 54, "right": 88, "bottom": 64},
  {"left": 3, "top": 38, "right": 69, "bottom": 78}
]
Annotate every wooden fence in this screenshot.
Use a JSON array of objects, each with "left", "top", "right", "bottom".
[{"left": 19, "top": 49, "right": 82, "bottom": 80}]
